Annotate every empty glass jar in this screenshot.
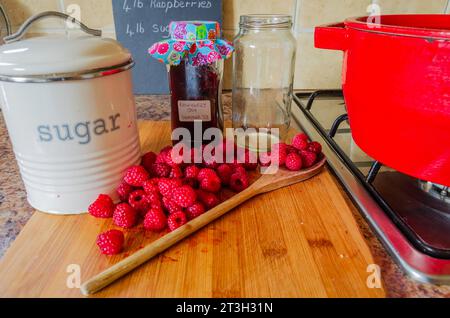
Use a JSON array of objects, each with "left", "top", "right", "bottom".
[{"left": 232, "top": 15, "right": 297, "bottom": 152}]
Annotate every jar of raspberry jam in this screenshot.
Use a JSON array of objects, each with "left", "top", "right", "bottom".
[{"left": 150, "top": 21, "right": 234, "bottom": 145}]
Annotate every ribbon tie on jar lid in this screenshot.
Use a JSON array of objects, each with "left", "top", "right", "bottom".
[{"left": 149, "top": 21, "right": 234, "bottom": 66}]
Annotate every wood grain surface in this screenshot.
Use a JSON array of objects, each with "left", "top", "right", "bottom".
[{"left": 0, "top": 121, "right": 385, "bottom": 298}]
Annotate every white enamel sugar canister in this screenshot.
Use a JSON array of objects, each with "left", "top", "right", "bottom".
[{"left": 0, "top": 12, "right": 141, "bottom": 214}]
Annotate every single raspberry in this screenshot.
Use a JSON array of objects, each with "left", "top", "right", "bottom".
[
  {"left": 292, "top": 133, "right": 309, "bottom": 147},
  {"left": 169, "top": 165, "right": 184, "bottom": 179},
  {"left": 142, "top": 179, "right": 159, "bottom": 194},
  {"left": 285, "top": 152, "right": 303, "bottom": 171},
  {"left": 124, "top": 165, "right": 149, "bottom": 187},
  {"left": 158, "top": 178, "right": 183, "bottom": 197},
  {"left": 184, "top": 165, "right": 200, "bottom": 179},
  {"left": 113, "top": 203, "right": 137, "bottom": 228},
  {"left": 197, "top": 168, "right": 218, "bottom": 181},
  {"left": 88, "top": 194, "right": 115, "bottom": 218},
  {"left": 286, "top": 145, "right": 299, "bottom": 154},
  {"left": 229, "top": 173, "right": 250, "bottom": 193},
  {"left": 162, "top": 196, "right": 183, "bottom": 214},
  {"left": 186, "top": 202, "right": 206, "bottom": 220},
  {"left": 171, "top": 185, "right": 197, "bottom": 208},
  {"left": 307, "top": 142, "right": 322, "bottom": 155},
  {"left": 151, "top": 163, "right": 171, "bottom": 178},
  {"left": 216, "top": 164, "right": 233, "bottom": 185},
  {"left": 141, "top": 151, "right": 157, "bottom": 172},
  {"left": 167, "top": 211, "right": 188, "bottom": 231},
  {"left": 259, "top": 152, "right": 272, "bottom": 167},
  {"left": 128, "top": 190, "right": 151, "bottom": 213},
  {"left": 96, "top": 230, "right": 124, "bottom": 255},
  {"left": 196, "top": 190, "right": 220, "bottom": 209},
  {"left": 182, "top": 177, "right": 198, "bottom": 188},
  {"left": 200, "top": 174, "right": 222, "bottom": 193},
  {"left": 292, "top": 138, "right": 308, "bottom": 151},
  {"left": 299, "top": 150, "right": 318, "bottom": 168},
  {"left": 143, "top": 207, "right": 167, "bottom": 232},
  {"left": 116, "top": 181, "right": 135, "bottom": 202},
  {"left": 156, "top": 146, "right": 172, "bottom": 164},
  {"left": 271, "top": 144, "right": 288, "bottom": 166},
  {"left": 238, "top": 149, "right": 258, "bottom": 171},
  {"left": 232, "top": 164, "right": 247, "bottom": 176}
]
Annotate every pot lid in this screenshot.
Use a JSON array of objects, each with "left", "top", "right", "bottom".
[
  {"left": 0, "top": 11, "right": 132, "bottom": 82},
  {"left": 346, "top": 14, "right": 450, "bottom": 40},
  {"left": 0, "top": 35, "right": 132, "bottom": 77}
]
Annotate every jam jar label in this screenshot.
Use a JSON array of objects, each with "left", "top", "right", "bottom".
[{"left": 178, "top": 100, "right": 212, "bottom": 122}]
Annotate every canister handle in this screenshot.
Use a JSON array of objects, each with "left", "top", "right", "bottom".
[{"left": 3, "top": 11, "right": 102, "bottom": 44}]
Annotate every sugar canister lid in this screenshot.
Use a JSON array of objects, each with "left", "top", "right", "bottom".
[{"left": 0, "top": 12, "right": 133, "bottom": 83}]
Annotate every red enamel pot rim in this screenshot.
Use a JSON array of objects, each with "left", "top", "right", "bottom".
[{"left": 344, "top": 14, "right": 450, "bottom": 40}]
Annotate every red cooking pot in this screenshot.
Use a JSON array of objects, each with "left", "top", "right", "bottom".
[{"left": 315, "top": 15, "right": 450, "bottom": 186}]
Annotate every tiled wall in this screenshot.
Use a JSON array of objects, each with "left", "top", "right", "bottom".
[{"left": 2, "top": 0, "right": 449, "bottom": 90}]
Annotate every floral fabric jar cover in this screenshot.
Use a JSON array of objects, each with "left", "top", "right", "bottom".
[{"left": 149, "top": 21, "right": 234, "bottom": 66}]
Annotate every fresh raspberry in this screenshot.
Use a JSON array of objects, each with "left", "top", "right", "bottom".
[
  {"left": 197, "top": 168, "right": 218, "bottom": 181},
  {"left": 158, "top": 178, "right": 182, "bottom": 197},
  {"left": 259, "top": 152, "right": 272, "bottom": 167},
  {"left": 164, "top": 147, "right": 177, "bottom": 166},
  {"left": 141, "top": 151, "right": 157, "bottom": 172},
  {"left": 151, "top": 163, "right": 171, "bottom": 178},
  {"left": 200, "top": 174, "right": 222, "bottom": 193},
  {"left": 184, "top": 165, "right": 200, "bottom": 179},
  {"left": 238, "top": 149, "right": 258, "bottom": 171},
  {"left": 231, "top": 163, "right": 247, "bottom": 176},
  {"left": 144, "top": 191, "right": 162, "bottom": 209},
  {"left": 113, "top": 203, "right": 137, "bottom": 228},
  {"left": 286, "top": 145, "right": 299, "bottom": 154},
  {"left": 156, "top": 146, "right": 172, "bottom": 164},
  {"left": 292, "top": 133, "right": 309, "bottom": 147},
  {"left": 271, "top": 143, "right": 288, "bottom": 166},
  {"left": 143, "top": 207, "right": 167, "bottom": 232},
  {"left": 229, "top": 173, "right": 250, "bottom": 193},
  {"left": 171, "top": 185, "right": 197, "bottom": 208},
  {"left": 88, "top": 194, "right": 115, "bottom": 218},
  {"left": 307, "top": 142, "right": 322, "bottom": 155},
  {"left": 128, "top": 190, "right": 151, "bottom": 213},
  {"left": 116, "top": 181, "right": 135, "bottom": 202},
  {"left": 285, "top": 153, "right": 303, "bottom": 171},
  {"left": 196, "top": 190, "right": 220, "bottom": 209},
  {"left": 167, "top": 211, "right": 188, "bottom": 231},
  {"left": 186, "top": 202, "right": 206, "bottom": 220},
  {"left": 292, "top": 137, "right": 308, "bottom": 151},
  {"left": 216, "top": 164, "right": 233, "bottom": 185},
  {"left": 124, "top": 165, "right": 149, "bottom": 187},
  {"left": 96, "top": 230, "right": 124, "bottom": 255},
  {"left": 169, "top": 165, "right": 184, "bottom": 179},
  {"left": 299, "top": 150, "right": 318, "bottom": 168},
  {"left": 142, "top": 179, "right": 159, "bottom": 194},
  {"left": 162, "top": 196, "right": 183, "bottom": 214}
]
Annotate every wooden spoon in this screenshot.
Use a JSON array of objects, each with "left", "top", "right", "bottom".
[{"left": 81, "top": 156, "right": 326, "bottom": 296}]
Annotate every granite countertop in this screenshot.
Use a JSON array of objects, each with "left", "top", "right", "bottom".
[{"left": 1, "top": 93, "right": 449, "bottom": 298}]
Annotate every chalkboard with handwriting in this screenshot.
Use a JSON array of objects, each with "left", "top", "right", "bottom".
[{"left": 112, "top": 0, "right": 223, "bottom": 94}]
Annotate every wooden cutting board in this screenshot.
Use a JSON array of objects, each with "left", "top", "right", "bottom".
[{"left": 0, "top": 121, "right": 385, "bottom": 298}]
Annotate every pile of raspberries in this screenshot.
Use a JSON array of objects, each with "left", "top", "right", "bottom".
[{"left": 92, "top": 134, "right": 322, "bottom": 255}]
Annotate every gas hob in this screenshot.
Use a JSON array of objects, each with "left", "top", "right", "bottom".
[{"left": 292, "top": 90, "right": 450, "bottom": 284}]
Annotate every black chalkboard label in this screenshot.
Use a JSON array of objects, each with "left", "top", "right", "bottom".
[{"left": 112, "top": 0, "right": 223, "bottom": 95}]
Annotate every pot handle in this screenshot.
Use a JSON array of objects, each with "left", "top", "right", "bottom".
[
  {"left": 315, "top": 23, "right": 348, "bottom": 51},
  {"left": 3, "top": 11, "right": 102, "bottom": 44}
]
